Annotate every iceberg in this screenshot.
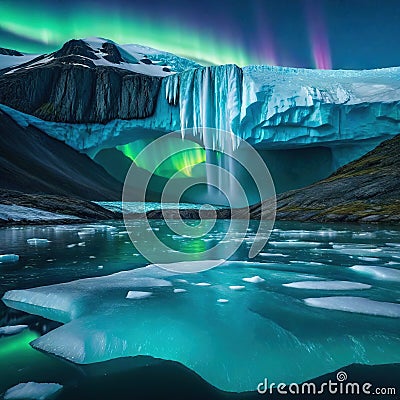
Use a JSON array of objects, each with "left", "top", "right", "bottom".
[{"left": 2, "top": 262, "right": 400, "bottom": 392}]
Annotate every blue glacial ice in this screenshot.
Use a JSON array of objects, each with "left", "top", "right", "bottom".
[
  {"left": 1, "top": 63, "right": 400, "bottom": 173},
  {"left": 3, "top": 260, "right": 400, "bottom": 392}
]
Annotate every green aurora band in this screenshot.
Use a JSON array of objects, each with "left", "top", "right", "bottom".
[
  {"left": 117, "top": 138, "right": 207, "bottom": 178},
  {"left": 0, "top": 1, "right": 271, "bottom": 66}
]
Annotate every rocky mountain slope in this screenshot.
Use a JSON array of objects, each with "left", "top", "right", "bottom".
[
  {"left": 250, "top": 134, "right": 400, "bottom": 223},
  {"left": 0, "top": 110, "right": 122, "bottom": 200}
]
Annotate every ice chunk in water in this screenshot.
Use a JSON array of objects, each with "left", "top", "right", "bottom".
[
  {"left": 0, "top": 254, "right": 19, "bottom": 263},
  {"left": 357, "top": 257, "right": 380, "bottom": 262},
  {"left": 173, "top": 288, "right": 186, "bottom": 293},
  {"left": 126, "top": 291, "right": 152, "bottom": 299},
  {"left": 283, "top": 281, "right": 371, "bottom": 290},
  {"left": 0, "top": 324, "right": 27, "bottom": 336},
  {"left": 259, "top": 252, "right": 289, "bottom": 257},
  {"left": 350, "top": 265, "right": 400, "bottom": 282},
  {"left": 229, "top": 285, "right": 245, "bottom": 290},
  {"left": 242, "top": 276, "right": 265, "bottom": 283},
  {"left": 27, "top": 238, "right": 50, "bottom": 245},
  {"left": 3, "top": 262, "right": 400, "bottom": 392},
  {"left": 78, "top": 229, "right": 96, "bottom": 238},
  {"left": 304, "top": 296, "right": 400, "bottom": 318},
  {"left": 217, "top": 298, "right": 229, "bottom": 303},
  {"left": 4, "top": 382, "right": 63, "bottom": 400},
  {"left": 268, "top": 241, "right": 325, "bottom": 248},
  {"left": 2, "top": 266, "right": 173, "bottom": 323}
]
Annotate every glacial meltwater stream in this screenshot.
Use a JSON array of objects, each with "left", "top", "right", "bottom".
[{"left": 0, "top": 218, "right": 399, "bottom": 397}]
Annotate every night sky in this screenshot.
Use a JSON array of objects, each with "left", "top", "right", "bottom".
[{"left": 1, "top": 0, "right": 400, "bottom": 69}]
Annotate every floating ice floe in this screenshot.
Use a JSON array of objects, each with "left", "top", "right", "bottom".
[
  {"left": 229, "top": 285, "right": 245, "bottom": 290},
  {"left": 304, "top": 296, "right": 400, "bottom": 318},
  {"left": 332, "top": 245, "right": 382, "bottom": 257},
  {"left": 4, "top": 382, "right": 63, "bottom": 400},
  {"left": 194, "top": 282, "right": 211, "bottom": 286},
  {"left": 3, "top": 267, "right": 173, "bottom": 323},
  {"left": 242, "top": 276, "right": 265, "bottom": 283},
  {"left": 2, "top": 260, "right": 400, "bottom": 393},
  {"left": 357, "top": 257, "right": 380, "bottom": 262},
  {"left": 283, "top": 280, "right": 371, "bottom": 290},
  {"left": 289, "top": 261, "right": 325, "bottom": 266},
  {"left": 268, "top": 241, "right": 325, "bottom": 249},
  {"left": 27, "top": 238, "right": 50, "bottom": 245},
  {"left": 126, "top": 291, "right": 152, "bottom": 299},
  {"left": 0, "top": 324, "right": 28, "bottom": 336},
  {"left": 0, "top": 254, "right": 19, "bottom": 263},
  {"left": 173, "top": 288, "right": 186, "bottom": 293},
  {"left": 78, "top": 229, "right": 96, "bottom": 237},
  {"left": 258, "top": 252, "right": 289, "bottom": 257},
  {"left": 350, "top": 265, "right": 400, "bottom": 282}
]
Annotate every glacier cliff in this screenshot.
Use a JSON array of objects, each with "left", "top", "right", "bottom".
[
  {"left": 2, "top": 40, "right": 400, "bottom": 192},
  {"left": 2, "top": 63, "right": 400, "bottom": 155}
]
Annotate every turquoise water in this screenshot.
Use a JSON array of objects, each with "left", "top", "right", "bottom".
[{"left": 0, "top": 220, "right": 399, "bottom": 396}]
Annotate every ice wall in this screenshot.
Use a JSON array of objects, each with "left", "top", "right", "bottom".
[
  {"left": 2, "top": 64, "right": 400, "bottom": 179},
  {"left": 3, "top": 64, "right": 400, "bottom": 151}
]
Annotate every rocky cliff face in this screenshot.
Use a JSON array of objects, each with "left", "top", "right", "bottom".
[
  {"left": 250, "top": 134, "right": 400, "bottom": 223},
  {"left": 0, "top": 40, "right": 162, "bottom": 124}
]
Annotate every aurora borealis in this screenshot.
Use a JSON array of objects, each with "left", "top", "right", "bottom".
[
  {"left": 117, "top": 138, "right": 206, "bottom": 178},
  {"left": 1, "top": 0, "right": 400, "bottom": 69}
]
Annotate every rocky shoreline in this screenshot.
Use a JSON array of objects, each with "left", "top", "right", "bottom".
[{"left": 0, "top": 190, "right": 121, "bottom": 226}]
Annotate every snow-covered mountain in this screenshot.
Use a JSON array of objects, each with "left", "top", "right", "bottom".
[{"left": 1, "top": 37, "right": 200, "bottom": 77}]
